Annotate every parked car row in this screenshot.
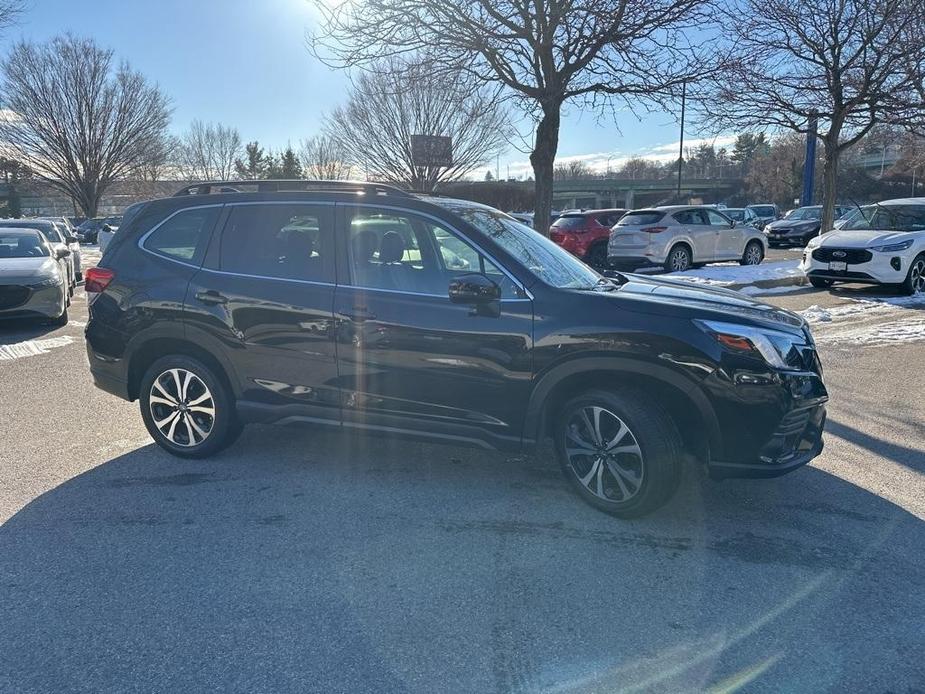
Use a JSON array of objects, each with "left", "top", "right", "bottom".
[{"left": 545, "top": 204, "right": 767, "bottom": 272}]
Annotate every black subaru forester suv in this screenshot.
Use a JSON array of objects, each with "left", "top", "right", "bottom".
[{"left": 85, "top": 180, "right": 827, "bottom": 518}]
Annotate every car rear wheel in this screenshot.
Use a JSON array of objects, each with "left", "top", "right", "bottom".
[
  {"left": 901, "top": 254, "right": 925, "bottom": 295},
  {"left": 140, "top": 355, "right": 242, "bottom": 459},
  {"left": 809, "top": 277, "right": 833, "bottom": 289},
  {"left": 554, "top": 389, "right": 682, "bottom": 518},
  {"left": 740, "top": 240, "right": 764, "bottom": 265},
  {"left": 665, "top": 245, "right": 692, "bottom": 272}
]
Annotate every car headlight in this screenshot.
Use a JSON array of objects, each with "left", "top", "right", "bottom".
[
  {"left": 806, "top": 236, "right": 822, "bottom": 250},
  {"left": 695, "top": 320, "right": 807, "bottom": 370},
  {"left": 31, "top": 276, "right": 63, "bottom": 288},
  {"left": 870, "top": 239, "right": 913, "bottom": 252}
]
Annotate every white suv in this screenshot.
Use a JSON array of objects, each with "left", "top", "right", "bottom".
[
  {"left": 800, "top": 198, "right": 925, "bottom": 294},
  {"left": 608, "top": 205, "right": 768, "bottom": 272}
]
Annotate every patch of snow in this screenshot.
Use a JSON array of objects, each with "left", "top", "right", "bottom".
[
  {"left": 816, "top": 318, "right": 925, "bottom": 346},
  {"left": 801, "top": 305, "right": 832, "bottom": 322},
  {"left": 0, "top": 336, "right": 74, "bottom": 361},
  {"left": 68, "top": 320, "right": 87, "bottom": 328},
  {"left": 800, "top": 294, "right": 925, "bottom": 323},
  {"left": 662, "top": 260, "right": 803, "bottom": 287}
]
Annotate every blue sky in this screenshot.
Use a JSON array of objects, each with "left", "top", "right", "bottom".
[{"left": 8, "top": 0, "right": 729, "bottom": 178}]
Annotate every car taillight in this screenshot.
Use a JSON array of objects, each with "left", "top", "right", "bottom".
[
  {"left": 641, "top": 226, "right": 668, "bottom": 233},
  {"left": 84, "top": 267, "right": 114, "bottom": 294}
]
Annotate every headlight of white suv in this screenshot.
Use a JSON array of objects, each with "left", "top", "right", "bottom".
[
  {"left": 695, "top": 320, "right": 807, "bottom": 371},
  {"left": 870, "top": 239, "right": 913, "bottom": 252}
]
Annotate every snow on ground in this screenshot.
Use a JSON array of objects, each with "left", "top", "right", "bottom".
[
  {"left": 738, "top": 284, "right": 805, "bottom": 296},
  {"left": 661, "top": 260, "right": 803, "bottom": 287},
  {"left": 800, "top": 295, "right": 925, "bottom": 323},
  {"left": 0, "top": 336, "right": 74, "bottom": 361},
  {"left": 815, "top": 318, "right": 925, "bottom": 346}
]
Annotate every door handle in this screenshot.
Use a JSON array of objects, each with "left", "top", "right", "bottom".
[{"left": 195, "top": 289, "right": 228, "bottom": 305}]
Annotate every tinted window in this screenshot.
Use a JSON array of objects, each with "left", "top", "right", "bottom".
[
  {"left": 749, "top": 205, "right": 776, "bottom": 217},
  {"left": 616, "top": 211, "right": 665, "bottom": 227},
  {"left": 347, "top": 208, "right": 520, "bottom": 298},
  {"left": 673, "top": 210, "right": 700, "bottom": 225},
  {"left": 220, "top": 204, "right": 334, "bottom": 282},
  {"left": 144, "top": 207, "right": 219, "bottom": 263},
  {"left": 0, "top": 221, "right": 59, "bottom": 243},
  {"left": 725, "top": 209, "right": 746, "bottom": 221}
]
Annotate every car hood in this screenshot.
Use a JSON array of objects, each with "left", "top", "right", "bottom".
[
  {"left": 615, "top": 273, "right": 806, "bottom": 333},
  {"left": 814, "top": 229, "right": 915, "bottom": 248},
  {"left": 0, "top": 256, "right": 58, "bottom": 283}
]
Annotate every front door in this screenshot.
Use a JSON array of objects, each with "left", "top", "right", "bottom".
[
  {"left": 333, "top": 204, "right": 533, "bottom": 448},
  {"left": 674, "top": 209, "right": 716, "bottom": 261},
  {"left": 185, "top": 202, "right": 340, "bottom": 420},
  {"left": 708, "top": 209, "right": 744, "bottom": 259}
]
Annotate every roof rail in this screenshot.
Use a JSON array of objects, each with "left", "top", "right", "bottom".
[{"left": 172, "top": 179, "right": 413, "bottom": 198}]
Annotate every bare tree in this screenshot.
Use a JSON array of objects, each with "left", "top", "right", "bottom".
[
  {"left": 703, "top": 0, "right": 925, "bottom": 231},
  {"left": 138, "top": 134, "right": 179, "bottom": 181},
  {"left": 177, "top": 120, "right": 242, "bottom": 181},
  {"left": 0, "top": 0, "right": 22, "bottom": 30},
  {"left": 0, "top": 35, "right": 171, "bottom": 218},
  {"left": 322, "top": 58, "right": 510, "bottom": 191},
  {"left": 553, "top": 160, "right": 593, "bottom": 180},
  {"left": 310, "top": 0, "right": 717, "bottom": 232},
  {"left": 300, "top": 135, "right": 352, "bottom": 180}
]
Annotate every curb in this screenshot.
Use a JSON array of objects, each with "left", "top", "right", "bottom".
[{"left": 724, "top": 275, "right": 809, "bottom": 291}]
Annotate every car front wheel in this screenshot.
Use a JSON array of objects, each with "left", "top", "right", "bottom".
[
  {"left": 140, "top": 355, "right": 242, "bottom": 458},
  {"left": 740, "top": 240, "right": 764, "bottom": 265},
  {"left": 555, "top": 389, "right": 682, "bottom": 518},
  {"left": 901, "top": 253, "right": 925, "bottom": 295}
]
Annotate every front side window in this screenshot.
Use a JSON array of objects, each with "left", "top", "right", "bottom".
[
  {"left": 346, "top": 208, "right": 521, "bottom": 298},
  {"left": 144, "top": 207, "right": 220, "bottom": 264},
  {"left": 706, "top": 210, "right": 731, "bottom": 226},
  {"left": 219, "top": 204, "right": 334, "bottom": 282},
  {"left": 426, "top": 198, "right": 601, "bottom": 290}
]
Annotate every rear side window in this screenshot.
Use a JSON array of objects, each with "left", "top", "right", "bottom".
[
  {"left": 617, "top": 211, "right": 665, "bottom": 226},
  {"left": 219, "top": 204, "right": 334, "bottom": 282},
  {"left": 143, "top": 207, "right": 219, "bottom": 264},
  {"left": 551, "top": 215, "right": 586, "bottom": 229}
]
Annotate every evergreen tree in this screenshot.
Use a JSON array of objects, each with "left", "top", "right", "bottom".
[
  {"left": 277, "top": 146, "right": 303, "bottom": 178},
  {"left": 234, "top": 141, "right": 268, "bottom": 179}
]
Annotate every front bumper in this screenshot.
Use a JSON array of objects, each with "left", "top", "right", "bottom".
[
  {"left": 800, "top": 248, "right": 905, "bottom": 284},
  {"left": 708, "top": 402, "right": 826, "bottom": 479},
  {"left": 0, "top": 283, "right": 66, "bottom": 320}
]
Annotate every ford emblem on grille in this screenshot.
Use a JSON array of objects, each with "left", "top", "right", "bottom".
[{"left": 832, "top": 250, "right": 846, "bottom": 258}]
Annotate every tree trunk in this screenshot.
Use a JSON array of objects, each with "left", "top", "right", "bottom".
[
  {"left": 820, "top": 143, "right": 840, "bottom": 234},
  {"left": 530, "top": 103, "right": 561, "bottom": 236}
]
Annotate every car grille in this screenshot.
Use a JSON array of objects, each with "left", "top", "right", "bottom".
[
  {"left": 812, "top": 247, "right": 872, "bottom": 263},
  {"left": 768, "top": 228, "right": 790, "bottom": 234},
  {"left": 0, "top": 285, "right": 30, "bottom": 310}
]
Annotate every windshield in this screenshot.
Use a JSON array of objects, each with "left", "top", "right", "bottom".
[
  {"left": 550, "top": 215, "right": 586, "bottom": 229},
  {"left": 0, "top": 221, "right": 58, "bottom": 243},
  {"left": 841, "top": 204, "right": 925, "bottom": 232},
  {"left": 749, "top": 205, "right": 776, "bottom": 217},
  {"left": 724, "top": 209, "right": 745, "bottom": 221},
  {"left": 0, "top": 231, "right": 49, "bottom": 258},
  {"left": 426, "top": 199, "right": 602, "bottom": 289},
  {"left": 786, "top": 207, "right": 822, "bottom": 221}
]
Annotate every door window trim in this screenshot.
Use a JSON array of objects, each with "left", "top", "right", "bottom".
[{"left": 339, "top": 202, "right": 533, "bottom": 302}]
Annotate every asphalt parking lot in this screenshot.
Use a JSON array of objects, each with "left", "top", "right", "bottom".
[{"left": 1, "top": 249, "right": 923, "bottom": 693}]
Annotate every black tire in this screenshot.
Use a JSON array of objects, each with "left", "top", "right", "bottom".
[
  {"left": 585, "top": 242, "right": 608, "bottom": 270},
  {"left": 664, "top": 244, "right": 692, "bottom": 272},
  {"left": 809, "top": 277, "right": 833, "bottom": 289},
  {"left": 900, "top": 253, "right": 925, "bottom": 295},
  {"left": 554, "top": 388, "right": 683, "bottom": 518},
  {"left": 740, "top": 240, "right": 764, "bottom": 266},
  {"left": 139, "top": 355, "right": 242, "bottom": 459},
  {"left": 51, "top": 305, "right": 68, "bottom": 327}
]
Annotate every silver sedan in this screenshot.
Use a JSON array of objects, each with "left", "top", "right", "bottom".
[{"left": 0, "top": 229, "right": 70, "bottom": 325}]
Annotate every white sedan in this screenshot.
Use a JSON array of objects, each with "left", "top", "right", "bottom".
[{"left": 800, "top": 197, "right": 925, "bottom": 294}]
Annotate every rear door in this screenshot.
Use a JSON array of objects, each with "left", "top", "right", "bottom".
[
  {"left": 184, "top": 202, "right": 340, "bottom": 420},
  {"left": 673, "top": 209, "right": 715, "bottom": 260},
  {"left": 333, "top": 204, "right": 533, "bottom": 448}
]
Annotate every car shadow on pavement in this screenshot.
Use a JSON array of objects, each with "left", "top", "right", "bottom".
[
  {"left": 826, "top": 417, "right": 925, "bottom": 474},
  {"left": 1, "top": 426, "right": 923, "bottom": 693},
  {"left": 0, "top": 317, "right": 68, "bottom": 343}
]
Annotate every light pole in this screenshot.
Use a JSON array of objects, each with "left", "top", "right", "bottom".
[{"left": 677, "top": 80, "right": 686, "bottom": 199}]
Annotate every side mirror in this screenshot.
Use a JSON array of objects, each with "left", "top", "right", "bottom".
[
  {"left": 56, "top": 248, "right": 71, "bottom": 258},
  {"left": 449, "top": 273, "right": 501, "bottom": 316}
]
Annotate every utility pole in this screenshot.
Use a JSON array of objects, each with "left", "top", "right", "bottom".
[
  {"left": 802, "top": 113, "right": 818, "bottom": 206},
  {"left": 677, "top": 80, "right": 686, "bottom": 199}
]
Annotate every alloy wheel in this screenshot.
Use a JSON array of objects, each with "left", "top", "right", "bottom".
[
  {"left": 564, "top": 405, "right": 645, "bottom": 503},
  {"left": 669, "top": 248, "right": 690, "bottom": 272},
  {"left": 148, "top": 368, "right": 215, "bottom": 447},
  {"left": 911, "top": 258, "right": 925, "bottom": 294},
  {"left": 744, "top": 244, "right": 763, "bottom": 265}
]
